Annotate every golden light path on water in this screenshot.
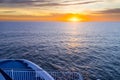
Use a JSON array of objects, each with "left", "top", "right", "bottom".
[{"left": 64, "top": 22, "right": 84, "bottom": 54}]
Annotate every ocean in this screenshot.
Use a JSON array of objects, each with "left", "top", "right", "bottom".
[{"left": 0, "top": 22, "right": 120, "bottom": 80}]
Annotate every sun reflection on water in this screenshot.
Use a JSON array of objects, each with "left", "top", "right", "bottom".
[{"left": 64, "top": 23, "right": 83, "bottom": 54}]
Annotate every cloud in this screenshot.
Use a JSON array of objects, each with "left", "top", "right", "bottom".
[
  {"left": 34, "top": 1, "right": 100, "bottom": 7},
  {"left": 89, "top": 8, "right": 120, "bottom": 21},
  {"left": 104, "top": 0, "right": 120, "bottom": 2},
  {"left": 93, "top": 8, "right": 120, "bottom": 14},
  {"left": 1, "top": 10, "right": 16, "bottom": 13},
  {"left": 0, "top": 0, "right": 100, "bottom": 7},
  {"left": 0, "top": 10, "right": 23, "bottom": 16},
  {"left": 0, "top": 0, "right": 45, "bottom": 3}
]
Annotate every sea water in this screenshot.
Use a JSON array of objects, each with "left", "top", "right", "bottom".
[{"left": 0, "top": 22, "right": 120, "bottom": 80}]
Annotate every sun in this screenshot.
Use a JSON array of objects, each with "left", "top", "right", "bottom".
[{"left": 68, "top": 16, "right": 82, "bottom": 22}]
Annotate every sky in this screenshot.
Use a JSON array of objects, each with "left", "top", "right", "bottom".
[{"left": 0, "top": 0, "right": 120, "bottom": 21}]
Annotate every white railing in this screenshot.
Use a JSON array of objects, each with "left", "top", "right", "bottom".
[
  {"left": 49, "top": 71, "right": 83, "bottom": 80},
  {"left": 3, "top": 70, "right": 83, "bottom": 80}
]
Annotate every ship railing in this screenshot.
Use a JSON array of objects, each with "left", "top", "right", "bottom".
[{"left": 2, "top": 69, "right": 83, "bottom": 80}]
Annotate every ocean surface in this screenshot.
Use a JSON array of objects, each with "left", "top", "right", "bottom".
[{"left": 0, "top": 22, "right": 120, "bottom": 80}]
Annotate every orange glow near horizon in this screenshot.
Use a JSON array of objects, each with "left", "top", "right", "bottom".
[
  {"left": 0, "top": 14, "right": 85, "bottom": 22},
  {"left": 55, "top": 14, "right": 85, "bottom": 22},
  {"left": 68, "top": 16, "right": 82, "bottom": 22},
  {"left": 0, "top": 13, "right": 119, "bottom": 22},
  {"left": 0, "top": 0, "right": 120, "bottom": 22}
]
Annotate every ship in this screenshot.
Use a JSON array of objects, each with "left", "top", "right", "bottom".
[{"left": 0, "top": 59, "right": 83, "bottom": 80}]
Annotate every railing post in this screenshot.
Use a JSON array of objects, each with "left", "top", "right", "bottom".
[
  {"left": 36, "top": 71, "right": 37, "bottom": 80},
  {"left": 12, "top": 69, "right": 14, "bottom": 80}
]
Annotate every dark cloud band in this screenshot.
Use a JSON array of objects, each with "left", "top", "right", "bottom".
[
  {"left": 0, "top": 0, "right": 100, "bottom": 7},
  {"left": 94, "top": 8, "right": 120, "bottom": 14},
  {"left": 34, "top": 1, "right": 100, "bottom": 6}
]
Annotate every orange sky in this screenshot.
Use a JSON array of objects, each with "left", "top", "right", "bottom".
[
  {"left": 0, "top": 13, "right": 120, "bottom": 22},
  {"left": 0, "top": 0, "right": 120, "bottom": 22}
]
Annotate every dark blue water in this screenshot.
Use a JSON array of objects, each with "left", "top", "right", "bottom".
[{"left": 0, "top": 22, "right": 120, "bottom": 80}]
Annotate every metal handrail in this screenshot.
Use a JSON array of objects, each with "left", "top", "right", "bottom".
[
  {"left": 0, "top": 68, "right": 12, "bottom": 80},
  {"left": 3, "top": 70, "right": 82, "bottom": 80}
]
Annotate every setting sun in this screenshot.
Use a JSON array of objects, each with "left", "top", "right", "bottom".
[{"left": 68, "top": 16, "right": 82, "bottom": 22}]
